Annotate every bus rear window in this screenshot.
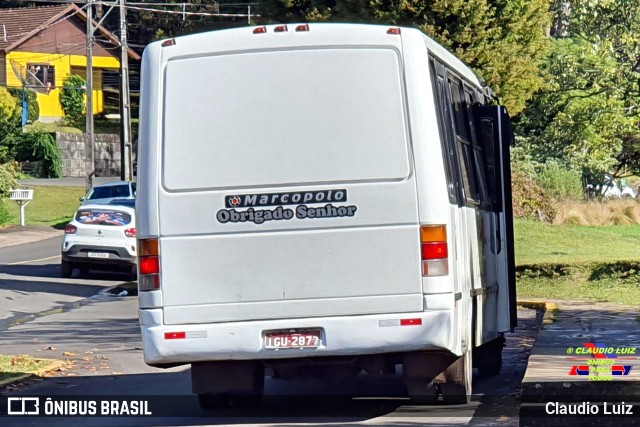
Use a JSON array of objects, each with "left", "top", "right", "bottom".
[
  {"left": 162, "top": 48, "right": 411, "bottom": 190},
  {"left": 75, "top": 209, "right": 132, "bottom": 226}
]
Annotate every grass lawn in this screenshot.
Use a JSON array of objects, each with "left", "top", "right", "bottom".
[
  {"left": 515, "top": 218, "right": 640, "bottom": 265},
  {"left": 517, "top": 275, "right": 640, "bottom": 306},
  {"left": 0, "top": 354, "right": 62, "bottom": 383},
  {"left": 515, "top": 218, "right": 640, "bottom": 304},
  {"left": 4, "top": 186, "right": 84, "bottom": 228}
]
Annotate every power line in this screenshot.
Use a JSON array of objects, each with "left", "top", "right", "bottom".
[{"left": 123, "top": 4, "right": 254, "bottom": 18}]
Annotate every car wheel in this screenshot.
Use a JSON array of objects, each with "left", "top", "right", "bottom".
[{"left": 60, "top": 261, "right": 73, "bottom": 278}]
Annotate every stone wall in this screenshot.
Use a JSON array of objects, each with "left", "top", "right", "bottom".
[{"left": 56, "top": 132, "right": 121, "bottom": 177}]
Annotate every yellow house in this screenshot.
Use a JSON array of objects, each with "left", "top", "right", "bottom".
[{"left": 0, "top": 4, "right": 140, "bottom": 122}]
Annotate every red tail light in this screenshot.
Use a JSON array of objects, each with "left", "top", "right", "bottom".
[
  {"left": 421, "top": 242, "right": 448, "bottom": 259},
  {"left": 65, "top": 224, "right": 77, "bottom": 234},
  {"left": 138, "top": 239, "right": 160, "bottom": 291},
  {"left": 420, "top": 225, "right": 448, "bottom": 277},
  {"left": 139, "top": 256, "right": 159, "bottom": 274},
  {"left": 124, "top": 228, "right": 136, "bottom": 238}
]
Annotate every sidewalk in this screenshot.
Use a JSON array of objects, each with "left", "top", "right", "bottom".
[
  {"left": 519, "top": 300, "right": 640, "bottom": 425},
  {"left": 0, "top": 225, "right": 63, "bottom": 248}
]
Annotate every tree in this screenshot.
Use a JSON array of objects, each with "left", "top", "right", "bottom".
[
  {"left": 517, "top": 0, "right": 640, "bottom": 178},
  {"left": 257, "top": 0, "right": 553, "bottom": 115}
]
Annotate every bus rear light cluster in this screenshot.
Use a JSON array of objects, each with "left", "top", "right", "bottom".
[
  {"left": 138, "top": 239, "right": 160, "bottom": 291},
  {"left": 420, "top": 225, "right": 448, "bottom": 277}
]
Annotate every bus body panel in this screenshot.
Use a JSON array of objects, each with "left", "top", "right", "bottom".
[{"left": 136, "top": 24, "right": 515, "bottom": 376}]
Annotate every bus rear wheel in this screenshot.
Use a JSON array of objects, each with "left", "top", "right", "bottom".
[{"left": 440, "top": 350, "right": 472, "bottom": 404}]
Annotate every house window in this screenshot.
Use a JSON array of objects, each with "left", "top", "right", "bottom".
[{"left": 26, "top": 64, "right": 55, "bottom": 88}]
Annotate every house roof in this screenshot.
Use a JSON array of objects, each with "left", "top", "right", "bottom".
[{"left": 0, "top": 4, "right": 141, "bottom": 60}]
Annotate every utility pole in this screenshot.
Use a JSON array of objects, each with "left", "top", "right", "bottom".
[
  {"left": 119, "top": 0, "right": 133, "bottom": 181},
  {"left": 86, "top": 0, "right": 95, "bottom": 192}
]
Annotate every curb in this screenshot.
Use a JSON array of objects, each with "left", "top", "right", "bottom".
[
  {"left": 517, "top": 300, "right": 559, "bottom": 324},
  {"left": 0, "top": 358, "right": 67, "bottom": 388}
]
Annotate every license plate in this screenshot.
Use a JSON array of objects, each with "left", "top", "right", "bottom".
[
  {"left": 88, "top": 252, "right": 109, "bottom": 258},
  {"left": 264, "top": 330, "right": 321, "bottom": 349}
]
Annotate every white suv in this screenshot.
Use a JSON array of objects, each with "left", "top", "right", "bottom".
[{"left": 61, "top": 204, "right": 137, "bottom": 280}]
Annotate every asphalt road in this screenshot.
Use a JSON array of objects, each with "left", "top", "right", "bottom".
[{"left": 0, "top": 237, "right": 541, "bottom": 426}]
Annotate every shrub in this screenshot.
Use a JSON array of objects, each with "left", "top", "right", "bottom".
[
  {"left": 60, "top": 75, "right": 86, "bottom": 128},
  {"left": 14, "top": 131, "right": 63, "bottom": 178},
  {"left": 8, "top": 88, "right": 39, "bottom": 124},
  {"left": 535, "top": 161, "right": 583, "bottom": 201},
  {"left": 0, "top": 200, "right": 14, "bottom": 226},
  {"left": 0, "top": 162, "right": 18, "bottom": 198},
  {"left": 511, "top": 169, "right": 556, "bottom": 222}
]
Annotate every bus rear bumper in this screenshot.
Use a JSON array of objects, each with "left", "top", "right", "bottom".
[{"left": 139, "top": 309, "right": 455, "bottom": 366}]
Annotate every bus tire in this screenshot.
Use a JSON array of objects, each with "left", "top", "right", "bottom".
[
  {"left": 440, "top": 350, "right": 472, "bottom": 405},
  {"left": 405, "top": 378, "right": 439, "bottom": 405}
]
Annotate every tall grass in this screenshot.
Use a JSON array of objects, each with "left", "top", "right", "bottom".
[{"left": 553, "top": 199, "right": 640, "bottom": 226}]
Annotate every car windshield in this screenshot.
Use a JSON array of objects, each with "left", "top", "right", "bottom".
[
  {"left": 88, "top": 184, "right": 131, "bottom": 200},
  {"left": 75, "top": 209, "right": 132, "bottom": 226}
]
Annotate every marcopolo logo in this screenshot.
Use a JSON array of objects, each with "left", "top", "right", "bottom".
[
  {"left": 218, "top": 189, "right": 357, "bottom": 225},
  {"left": 225, "top": 190, "right": 347, "bottom": 208}
]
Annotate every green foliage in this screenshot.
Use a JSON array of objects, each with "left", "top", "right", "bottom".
[
  {"left": 14, "top": 132, "right": 63, "bottom": 178},
  {"left": 8, "top": 88, "right": 40, "bottom": 124},
  {"left": 0, "top": 200, "right": 14, "bottom": 226},
  {"left": 257, "top": 0, "right": 552, "bottom": 115},
  {"left": 60, "top": 75, "right": 86, "bottom": 128},
  {"left": 0, "top": 87, "right": 16, "bottom": 119},
  {"left": 511, "top": 169, "right": 556, "bottom": 222},
  {"left": 132, "top": 0, "right": 229, "bottom": 41},
  {"left": 536, "top": 161, "right": 583, "bottom": 201},
  {"left": 518, "top": 1, "right": 640, "bottom": 180},
  {"left": 0, "top": 162, "right": 18, "bottom": 198}
]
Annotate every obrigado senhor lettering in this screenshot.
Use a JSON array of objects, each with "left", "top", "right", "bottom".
[
  {"left": 218, "top": 190, "right": 357, "bottom": 225},
  {"left": 217, "top": 204, "right": 357, "bottom": 225}
]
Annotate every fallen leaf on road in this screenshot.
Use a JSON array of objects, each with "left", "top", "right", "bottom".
[
  {"left": 111, "top": 372, "right": 122, "bottom": 375},
  {"left": 63, "top": 352, "right": 77, "bottom": 357},
  {"left": 45, "top": 346, "right": 57, "bottom": 350}
]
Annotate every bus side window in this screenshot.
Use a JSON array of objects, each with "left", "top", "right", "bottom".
[
  {"left": 465, "top": 90, "right": 491, "bottom": 210},
  {"left": 429, "top": 57, "right": 461, "bottom": 205},
  {"left": 448, "top": 76, "right": 480, "bottom": 205},
  {"left": 472, "top": 109, "right": 502, "bottom": 212}
]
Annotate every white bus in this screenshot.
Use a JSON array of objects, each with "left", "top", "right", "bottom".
[{"left": 136, "top": 23, "right": 517, "bottom": 407}]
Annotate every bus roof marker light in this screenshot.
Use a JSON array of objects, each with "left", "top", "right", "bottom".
[
  {"left": 253, "top": 26, "right": 267, "bottom": 34},
  {"left": 387, "top": 28, "right": 401, "bottom": 35},
  {"left": 161, "top": 39, "right": 176, "bottom": 47},
  {"left": 274, "top": 25, "right": 288, "bottom": 33},
  {"left": 295, "top": 24, "right": 310, "bottom": 32}
]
